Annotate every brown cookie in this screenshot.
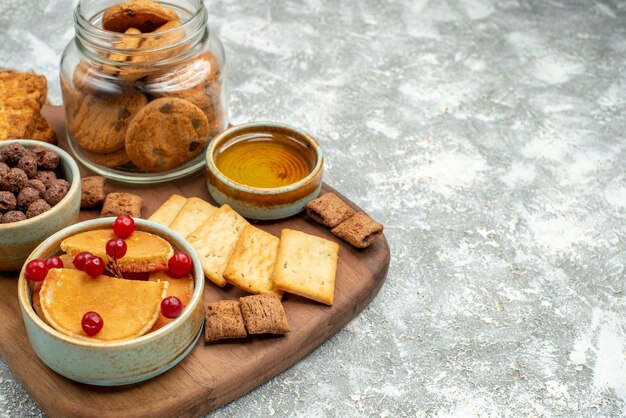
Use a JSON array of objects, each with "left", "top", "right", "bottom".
[
  {"left": 108, "top": 27, "right": 143, "bottom": 63},
  {"left": 101, "top": 192, "right": 143, "bottom": 217},
  {"left": 152, "top": 86, "right": 224, "bottom": 136},
  {"left": 72, "top": 61, "right": 138, "bottom": 97},
  {"left": 0, "top": 71, "right": 47, "bottom": 108},
  {"left": 60, "top": 76, "right": 83, "bottom": 118},
  {"left": 125, "top": 97, "right": 209, "bottom": 172},
  {"left": 148, "top": 84, "right": 213, "bottom": 113},
  {"left": 144, "top": 52, "right": 225, "bottom": 135},
  {"left": 206, "top": 106, "right": 226, "bottom": 137},
  {"left": 305, "top": 192, "right": 355, "bottom": 227},
  {"left": 80, "top": 147, "right": 132, "bottom": 168},
  {"left": 30, "top": 114, "right": 57, "bottom": 144},
  {"left": 204, "top": 300, "right": 247, "bottom": 342},
  {"left": 118, "top": 20, "right": 187, "bottom": 81},
  {"left": 70, "top": 91, "right": 147, "bottom": 153},
  {"left": 81, "top": 176, "right": 106, "bottom": 208},
  {"left": 148, "top": 89, "right": 223, "bottom": 133},
  {"left": 145, "top": 52, "right": 221, "bottom": 92},
  {"left": 102, "top": 0, "right": 178, "bottom": 33},
  {"left": 198, "top": 52, "right": 221, "bottom": 85},
  {"left": 331, "top": 212, "right": 384, "bottom": 248},
  {"left": 0, "top": 71, "right": 47, "bottom": 140},
  {"left": 239, "top": 294, "right": 290, "bottom": 335}
]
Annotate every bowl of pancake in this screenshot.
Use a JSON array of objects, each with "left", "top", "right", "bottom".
[{"left": 17, "top": 217, "right": 205, "bottom": 386}]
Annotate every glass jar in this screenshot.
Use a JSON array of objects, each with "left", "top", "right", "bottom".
[{"left": 60, "top": 0, "right": 228, "bottom": 183}]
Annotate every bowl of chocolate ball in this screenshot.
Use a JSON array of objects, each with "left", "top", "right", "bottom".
[{"left": 0, "top": 140, "right": 81, "bottom": 270}]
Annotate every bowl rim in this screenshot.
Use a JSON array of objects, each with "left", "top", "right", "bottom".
[
  {"left": 17, "top": 217, "right": 205, "bottom": 349},
  {"left": 205, "top": 121, "right": 324, "bottom": 195},
  {"left": 0, "top": 140, "right": 81, "bottom": 229}
]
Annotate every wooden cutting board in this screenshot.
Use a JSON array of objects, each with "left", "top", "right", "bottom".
[{"left": 0, "top": 106, "right": 390, "bottom": 418}]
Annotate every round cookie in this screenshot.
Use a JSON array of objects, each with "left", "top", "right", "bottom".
[
  {"left": 108, "top": 27, "right": 143, "bottom": 64},
  {"left": 72, "top": 62, "right": 138, "bottom": 96},
  {"left": 117, "top": 20, "right": 186, "bottom": 82},
  {"left": 145, "top": 54, "right": 219, "bottom": 106},
  {"left": 198, "top": 52, "right": 220, "bottom": 85},
  {"left": 60, "top": 76, "right": 83, "bottom": 118},
  {"left": 144, "top": 52, "right": 224, "bottom": 132},
  {"left": 102, "top": 0, "right": 178, "bottom": 33},
  {"left": 149, "top": 86, "right": 224, "bottom": 137},
  {"left": 149, "top": 84, "right": 214, "bottom": 114},
  {"left": 206, "top": 106, "right": 226, "bottom": 137},
  {"left": 145, "top": 52, "right": 220, "bottom": 92},
  {"left": 69, "top": 91, "right": 147, "bottom": 154},
  {"left": 80, "top": 147, "right": 132, "bottom": 169},
  {"left": 125, "top": 97, "right": 209, "bottom": 172}
]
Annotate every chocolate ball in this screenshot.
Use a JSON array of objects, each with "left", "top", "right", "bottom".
[
  {"left": 22, "top": 149, "right": 35, "bottom": 160},
  {"left": 1, "top": 143, "right": 26, "bottom": 166},
  {"left": 17, "top": 187, "right": 40, "bottom": 211},
  {"left": 36, "top": 171, "right": 57, "bottom": 187},
  {"left": 0, "top": 191, "right": 16, "bottom": 212},
  {"left": 26, "top": 179, "right": 46, "bottom": 195},
  {"left": 0, "top": 168, "right": 28, "bottom": 194},
  {"left": 56, "top": 179, "right": 70, "bottom": 190},
  {"left": 2, "top": 210, "right": 26, "bottom": 223},
  {"left": 0, "top": 162, "right": 9, "bottom": 177},
  {"left": 32, "top": 147, "right": 59, "bottom": 170},
  {"left": 43, "top": 180, "right": 69, "bottom": 206},
  {"left": 17, "top": 155, "right": 38, "bottom": 179},
  {"left": 26, "top": 199, "right": 51, "bottom": 218}
]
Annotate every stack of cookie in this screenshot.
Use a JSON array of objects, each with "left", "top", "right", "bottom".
[
  {"left": 0, "top": 71, "right": 57, "bottom": 144},
  {"left": 62, "top": 0, "right": 225, "bottom": 173}
]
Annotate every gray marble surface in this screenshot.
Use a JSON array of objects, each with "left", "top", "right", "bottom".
[{"left": 1, "top": 0, "right": 626, "bottom": 416}]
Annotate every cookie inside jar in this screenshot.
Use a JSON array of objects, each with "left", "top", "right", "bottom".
[{"left": 60, "top": 0, "right": 228, "bottom": 183}]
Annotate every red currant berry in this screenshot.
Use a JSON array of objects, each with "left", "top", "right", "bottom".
[
  {"left": 168, "top": 251, "right": 193, "bottom": 277},
  {"left": 25, "top": 259, "right": 49, "bottom": 282},
  {"left": 73, "top": 252, "right": 95, "bottom": 271},
  {"left": 81, "top": 311, "right": 103, "bottom": 336},
  {"left": 112, "top": 215, "right": 135, "bottom": 238},
  {"left": 161, "top": 296, "right": 183, "bottom": 319},
  {"left": 84, "top": 256, "right": 105, "bottom": 278},
  {"left": 44, "top": 256, "right": 64, "bottom": 270},
  {"left": 106, "top": 238, "right": 127, "bottom": 259}
]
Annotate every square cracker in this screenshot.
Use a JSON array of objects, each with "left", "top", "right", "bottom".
[
  {"left": 272, "top": 229, "right": 339, "bottom": 306},
  {"left": 204, "top": 300, "right": 247, "bottom": 342},
  {"left": 168, "top": 197, "right": 217, "bottom": 239},
  {"left": 147, "top": 194, "right": 187, "bottom": 226},
  {"left": 223, "top": 225, "right": 282, "bottom": 298},
  {"left": 239, "top": 294, "right": 290, "bottom": 334},
  {"left": 187, "top": 204, "right": 248, "bottom": 287},
  {"left": 305, "top": 192, "right": 355, "bottom": 227},
  {"left": 331, "top": 212, "right": 384, "bottom": 248}
]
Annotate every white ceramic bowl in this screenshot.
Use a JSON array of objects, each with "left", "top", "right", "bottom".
[
  {"left": 0, "top": 140, "right": 81, "bottom": 270},
  {"left": 17, "top": 218, "right": 205, "bottom": 386}
]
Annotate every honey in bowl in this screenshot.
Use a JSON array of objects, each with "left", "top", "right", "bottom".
[{"left": 214, "top": 131, "right": 316, "bottom": 189}]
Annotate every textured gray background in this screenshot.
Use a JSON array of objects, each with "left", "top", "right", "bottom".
[{"left": 1, "top": 0, "right": 626, "bottom": 416}]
